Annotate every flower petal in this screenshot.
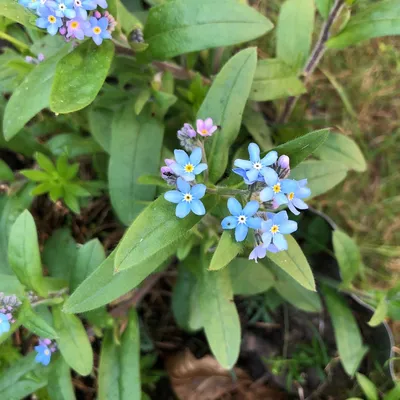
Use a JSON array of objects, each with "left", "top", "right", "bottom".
[
  {"left": 191, "top": 184, "right": 206, "bottom": 199},
  {"left": 227, "top": 197, "right": 242, "bottom": 216},
  {"left": 274, "top": 193, "right": 288, "bottom": 206},
  {"left": 266, "top": 243, "right": 280, "bottom": 253},
  {"left": 190, "top": 199, "right": 205, "bottom": 216},
  {"left": 248, "top": 143, "right": 260, "bottom": 163},
  {"left": 263, "top": 167, "right": 278, "bottom": 186},
  {"left": 262, "top": 220, "right": 273, "bottom": 232},
  {"left": 273, "top": 233, "right": 288, "bottom": 251},
  {"left": 261, "top": 232, "right": 272, "bottom": 246},
  {"left": 249, "top": 245, "right": 266, "bottom": 262},
  {"left": 221, "top": 216, "right": 237, "bottom": 230},
  {"left": 93, "top": 34, "right": 103, "bottom": 45},
  {"left": 261, "top": 150, "right": 278, "bottom": 166},
  {"left": 174, "top": 149, "right": 189, "bottom": 165},
  {"left": 246, "top": 168, "right": 259, "bottom": 183},
  {"left": 234, "top": 159, "right": 252, "bottom": 170},
  {"left": 48, "top": 23, "right": 59, "bottom": 35},
  {"left": 98, "top": 16, "right": 108, "bottom": 30},
  {"left": 232, "top": 168, "right": 247, "bottom": 179},
  {"left": 64, "top": 9, "right": 76, "bottom": 18},
  {"left": 193, "top": 163, "right": 208, "bottom": 175},
  {"left": 190, "top": 147, "right": 202, "bottom": 166},
  {"left": 242, "top": 200, "right": 259, "bottom": 217},
  {"left": 196, "top": 119, "right": 205, "bottom": 132},
  {"left": 246, "top": 217, "right": 262, "bottom": 229},
  {"left": 235, "top": 224, "right": 248, "bottom": 242},
  {"left": 182, "top": 173, "right": 195, "bottom": 182},
  {"left": 293, "top": 198, "right": 308, "bottom": 210},
  {"left": 288, "top": 201, "right": 300, "bottom": 216},
  {"left": 176, "top": 202, "right": 191, "bottom": 218},
  {"left": 296, "top": 187, "right": 311, "bottom": 198},
  {"left": 279, "top": 220, "right": 298, "bottom": 234},
  {"left": 170, "top": 163, "right": 184, "bottom": 176},
  {"left": 36, "top": 17, "right": 47, "bottom": 28},
  {"left": 260, "top": 187, "right": 274, "bottom": 202},
  {"left": 274, "top": 211, "right": 289, "bottom": 225},
  {"left": 164, "top": 190, "right": 183, "bottom": 204},
  {"left": 176, "top": 177, "right": 190, "bottom": 193},
  {"left": 209, "top": 125, "right": 218, "bottom": 135},
  {"left": 204, "top": 118, "right": 214, "bottom": 129},
  {"left": 281, "top": 179, "right": 297, "bottom": 193}
]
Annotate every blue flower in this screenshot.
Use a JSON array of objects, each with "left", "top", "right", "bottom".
[
  {"left": 261, "top": 211, "right": 297, "bottom": 251},
  {"left": 35, "top": 344, "right": 52, "bottom": 366},
  {"left": 233, "top": 143, "right": 277, "bottom": 185},
  {"left": 53, "top": 0, "right": 76, "bottom": 18},
  {"left": 164, "top": 178, "right": 206, "bottom": 219},
  {"left": 73, "top": 0, "right": 96, "bottom": 19},
  {"left": 66, "top": 16, "right": 89, "bottom": 39},
  {"left": 221, "top": 198, "right": 262, "bottom": 242},
  {"left": 286, "top": 179, "right": 311, "bottom": 215},
  {"left": 19, "top": 0, "right": 41, "bottom": 10},
  {"left": 84, "top": 16, "right": 112, "bottom": 45},
  {"left": 170, "top": 147, "right": 208, "bottom": 182},
  {"left": 0, "top": 313, "right": 10, "bottom": 335},
  {"left": 260, "top": 173, "right": 297, "bottom": 207},
  {"left": 36, "top": 7, "right": 63, "bottom": 35}
]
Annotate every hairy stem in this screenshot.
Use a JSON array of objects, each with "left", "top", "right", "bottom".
[
  {"left": 278, "top": 0, "right": 345, "bottom": 124},
  {"left": 207, "top": 186, "right": 248, "bottom": 196}
]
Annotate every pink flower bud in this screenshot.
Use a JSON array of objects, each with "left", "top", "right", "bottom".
[
  {"left": 93, "top": 10, "right": 101, "bottom": 19},
  {"left": 164, "top": 159, "right": 175, "bottom": 167},
  {"left": 38, "top": 53, "right": 45, "bottom": 62},
  {"left": 278, "top": 155, "right": 290, "bottom": 169},
  {"left": 59, "top": 26, "right": 67, "bottom": 36}
]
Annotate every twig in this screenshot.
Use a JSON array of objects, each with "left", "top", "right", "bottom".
[{"left": 278, "top": 0, "right": 345, "bottom": 124}]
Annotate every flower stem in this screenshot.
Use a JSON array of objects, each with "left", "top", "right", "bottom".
[
  {"left": 207, "top": 186, "right": 247, "bottom": 196},
  {"left": 0, "top": 31, "right": 31, "bottom": 53},
  {"left": 197, "top": 140, "right": 209, "bottom": 182}
]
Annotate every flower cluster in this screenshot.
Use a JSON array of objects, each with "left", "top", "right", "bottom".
[
  {"left": 223, "top": 143, "right": 311, "bottom": 262},
  {"left": 163, "top": 118, "right": 218, "bottom": 218},
  {"left": 35, "top": 338, "right": 57, "bottom": 366},
  {"left": 19, "top": 0, "right": 114, "bottom": 45},
  {"left": 0, "top": 293, "right": 22, "bottom": 334}
]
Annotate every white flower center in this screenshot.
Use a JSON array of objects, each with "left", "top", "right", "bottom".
[
  {"left": 75, "top": 0, "right": 81, "bottom": 6},
  {"left": 183, "top": 193, "right": 192, "bottom": 203},
  {"left": 253, "top": 162, "right": 262, "bottom": 170},
  {"left": 237, "top": 215, "right": 247, "bottom": 224},
  {"left": 44, "top": 349, "right": 50, "bottom": 356},
  {"left": 59, "top": 3, "right": 66, "bottom": 10},
  {"left": 270, "top": 224, "right": 279, "bottom": 234}
]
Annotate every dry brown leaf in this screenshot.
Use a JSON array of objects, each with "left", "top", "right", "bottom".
[{"left": 166, "top": 350, "right": 286, "bottom": 400}]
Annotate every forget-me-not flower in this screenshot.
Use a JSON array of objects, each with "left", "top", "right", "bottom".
[
  {"left": 0, "top": 313, "right": 10, "bottom": 334},
  {"left": 66, "top": 16, "right": 89, "bottom": 39},
  {"left": 84, "top": 16, "right": 112, "bottom": 45},
  {"left": 221, "top": 198, "right": 262, "bottom": 242},
  {"left": 260, "top": 173, "right": 297, "bottom": 206},
  {"left": 54, "top": 0, "right": 76, "bottom": 18},
  {"left": 36, "top": 7, "right": 63, "bottom": 35},
  {"left": 164, "top": 178, "right": 206, "bottom": 219},
  {"left": 261, "top": 211, "right": 297, "bottom": 251},
  {"left": 286, "top": 179, "right": 311, "bottom": 215},
  {"left": 35, "top": 344, "right": 52, "bottom": 365},
  {"left": 170, "top": 147, "right": 207, "bottom": 182},
  {"left": 196, "top": 118, "right": 218, "bottom": 137},
  {"left": 73, "top": 0, "right": 96, "bottom": 19},
  {"left": 233, "top": 143, "right": 278, "bottom": 185}
]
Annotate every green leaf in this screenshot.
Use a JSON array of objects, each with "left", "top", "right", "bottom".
[
  {"left": 20, "top": 170, "right": 52, "bottom": 182},
  {"left": 0, "top": 274, "right": 25, "bottom": 296},
  {"left": 265, "top": 260, "right": 322, "bottom": 312},
  {"left": 266, "top": 128, "right": 330, "bottom": 170},
  {"left": 64, "top": 243, "right": 177, "bottom": 313},
  {"left": 209, "top": 231, "right": 241, "bottom": 271},
  {"left": 36, "top": 152, "right": 56, "bottom": 173},
  {"left": 229, "top": 258, "right": 275, "bottom": 296},
  {"left": 114, "top": 195, "right": 217, "bottom": 272},
  {"left": 21, "top": 304, "right": 58, "bottom": 339},
  {"left": 249, "top": 59, "right": 306, "bottom": 101},
  {"left": 70, "top": 239, "right": 105, "bottom": 292},
  {"left": 141, "top": 0, "right": 273, "bottom": 60},
  {"left": 8, "top": 210, "right": 46, "bottom": 296},
  {"left": 314, "top": 132, "right": 367, "bottom": 172},
  {"left": 134, "top": 88, "right": 151, "bottom": 115},
  {"left": 43, "top": 228, "right": 78, "bottom": 281},
  {"left": 333, "top": 230, "right": 361, "bottom": 287},
  {"left": 276, "top": 0, "right": 315, "bottom": 71},
  {"left": 322, "top": 285, "right": 368, "bottom": 376},
  {"left": 0, "top": 0, "right": 36, "bottom": 27},
  {"left": 47, "top": 356, "right": 76, "bottom": 400},
  {"left": 290, "top": 160, "right": 348, "bottom": 198},
  {"left": 327, "top": 1, "right": 400, "bottom": 49},
  {"left": 198, "top": 47, "right": 257, "bottom": 182},
  {"left": 356, "top": 373, "right": 378, "bottom": 400},
  {"left": 384, "top": 384, "right": 400, "bottom": 400},
  {"left": 198, "top": 256, "right": 240, "bottom": 369},
  {"left": 267, "top": 235, "right": 316, "bottom": 291},
  {"left": 315, "top": 0, "right": 334, "bottom": 19},
  {"left": 53, "top": 305, "right": 93, "bottom": 376},
  {"left": 368, "top": 296, "right": 388, "bottom": 327},
  {"left": 47, "top": 133, "right": 103, "bottom": 158},
  {"left": 3, "top": 47, "right": 70, "bottom": 140},
  {"left": 109, "top": 105, "right": 164, "bottom": 226},
  {"left": 50, "top": 40, "right": 114, "bottom": 114},
  {"left": 88, "top": 107, "right": 113, "bottom": 153},
  {"left": 0, "top": 159, "right": 14, "bottom": 181}
]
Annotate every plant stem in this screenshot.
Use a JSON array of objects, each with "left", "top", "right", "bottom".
[
  {"left": 0, "top": 31, "right": 31, "bottom": 53},
  {"left": 278, "top": 0, "right": 345, "bottom": 124},
  {"left": 197, "top": 140, "right": 209, "bottom": 182},
  {"left": 207, "top": 187, "right": 248, "bottom": 196}
]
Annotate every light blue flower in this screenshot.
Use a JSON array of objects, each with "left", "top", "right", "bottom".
[
  {"left": 66, "top": 16, "right": 89, "bottom": 39},
  {"left": 260, "top": 173, "right": 297, "bottom": 207},
  {"left": 233, "top": 143, "right": 277, "bottom": 185},
  {"left": 35, "top": 344, "right": 52, "bottom": 366},
  {"left": 19, "top": 0, "right": 41, "bottom": 10},
  {"left": 73, "top": 0, "right": 96, "bottom": 19},
  {"left": 0, "top": 313, "right": 10, "bottom": 334},
  {"left": 261, "top": 211, "right": 297, "bottom": 251},
  {"left": 170, "top": 147, "right": 207, "bottom": 182},
  {"left": 221, "top": 198, "right": 262, "bottom": 242},
  {"left": 286, "top": 179, "right": 311, "bottom": 215},
  {"left": 164, "top": 178, "right": 206, "bottom": 219},
  {"left": 36, "top": 7, "right": 63, "bottom": 35},
  {"left": 53, "top": 0, "right": 76, "bottom": 18},
  {"left": 84, "top": 16, "right": 112, "bottom": 45}
]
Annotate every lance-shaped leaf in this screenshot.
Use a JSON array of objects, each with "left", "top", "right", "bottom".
[{"left": 209, "top": 231, "right": 241, "bottom": 271}]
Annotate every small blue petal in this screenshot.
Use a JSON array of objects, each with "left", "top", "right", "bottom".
[
  {"left": 177, "top": 177, "right": 190, "bottom": 193},
  {"left": 260, "top": 187, "right": 274, "bottom": 202},
  {"left": 221, "top": 216, "right": 237, "bottom": 230},
  {"left": 164, "top": 190, "right": 183, "bottom": 204},
  {"left": 261, "top": 150, "right": 278, "bottom": 166},
  {"left": 227, "top": 198, "right": 242, "bottom": 216},
  {"left": 246, "top": 217, "right": 262, "bottom": 229},
  {"left": 274, "top": 193, "right": 288, "bottom": 206},
  {"left": 288, "top": 201, "right": 300, "bottom": 215},
  {"left": 248, "top": 143, "right": 260, "bottom": 163},
  {"left": 176, "top": 202, "right": 191, "bottom": 218},
  {"left": 273, "top": 233, "right": 288, "bottom": 251},
  {"left": 296, "top": 187, "right": 311, "bottom": 198},
  {"left": 281, "top": 179, "right": 297, "bottom": 193},
  {"left": 263, "top": 168, "right": 279, "bottom": 186},
  {"left": 174, "top": 149, "right": 189, "bottom": 165},
  {"left": 279, "top": 220, "right": 298, "bottom": 234},
  {"left": 261, "top": 231, "right": 272, "bottom": 246},
  {"left": 235, "top": 224, "right": 248, "bottom": 242},
  {"left": 274, "top": 211, "right": 289, "bottom": 225},
  {"left": 191, "top": 184, "right": 206, "bottom": 199},
  {"left": 242, "top": 200, "right": 259, "bottom": 217},
  {"left": 292, "top": 198, "right": 308, "bottom": 210},
  {"left": 262, "top": 220, "right": 273, "bottom": 232},
  {"left": 182, "top": 173, "right": 195, "bottom": 182},
  {"left": 193, "top": 163, "right": 208, "bottom": 174},
  {"left": 246, "top": 168, "right": 259, "bottom": 183},
  {"left": 170, "top": 163, "right": 184, "bottom": 176},
  {"left": 234, "top": 159, "right": 252, "bottom": 170},
  {"left": 189, "top": 147, "right": 202, "bottom": 166},
  {"left": 190, "top": 200, "right": 205, "bottom": 215}
]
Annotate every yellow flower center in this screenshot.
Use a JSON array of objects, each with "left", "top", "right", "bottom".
[
  {"left": 200, "top": 129, "right": 208, "bottom": 136},
  {"left": 288, "top": 192, "right": 295, "bottom": 201},
  {"left": 184, "top": 163, "right": 194, "bottom": 173},
  {"left": 93, "top": 26, "right": 102, "bottom": 34},
  {"left": 270, "top": 225, "right": 279, "bottom": 234},
  {"left": 272, "top": 183, "right": 281, "bottom": 194},
  {"left": 71, "top": 21, "right": 79, "bottom": 29},
  {"left": 183, "top": 193, "right": 192, "bottom": 203},
  {"left": 48, "top": 15, "right": 56, "bottom": 23},
  {"left": 238, "top": 215, "right": 247, "bottom": 224}
]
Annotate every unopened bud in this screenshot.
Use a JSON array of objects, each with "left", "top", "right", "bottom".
[{"left": 278, "top": 155, "right": 290, "bottom": 169}]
